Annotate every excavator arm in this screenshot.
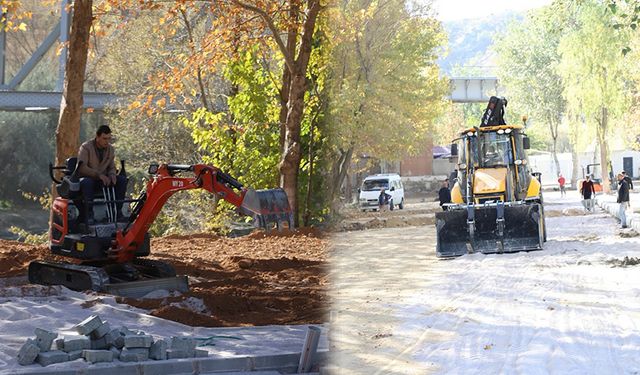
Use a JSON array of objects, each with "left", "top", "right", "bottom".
[{"left": 112, "top": 163, "right": 293, "bottom": 262}]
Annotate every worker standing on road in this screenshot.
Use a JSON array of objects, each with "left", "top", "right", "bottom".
[
  {"left": 558, "top": 173, "right": 566, "bottom": 197},
  {"left": 439, "top": 178, "right": 451, "bottom": 211},
  {"left": 617, "top": 172, "right": 630, "bottom": 229},
  {"left": 580, "top": 175, "right": 596, "bottom": 212}
]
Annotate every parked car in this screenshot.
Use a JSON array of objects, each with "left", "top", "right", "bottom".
[{"left": 358, "top": 173, "right": 405, "bottom": 211}]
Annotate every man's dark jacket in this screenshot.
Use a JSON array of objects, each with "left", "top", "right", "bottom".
[
  {"left": 580, "top": 180, "right": 595, "bottom": 199},
  {"left": 618, "top": 179, "right": 630, "bottom": 203}
]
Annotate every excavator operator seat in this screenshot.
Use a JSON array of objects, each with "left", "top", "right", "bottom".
[{"left": 55, "top": 157, "right": 81, "bottom": 199}]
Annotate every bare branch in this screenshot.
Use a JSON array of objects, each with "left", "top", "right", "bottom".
[{"left": 230, "top": 0, "right": 296, "bottom": 73}]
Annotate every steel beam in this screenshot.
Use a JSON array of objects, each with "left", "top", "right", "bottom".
[
  {"left": 57, "top": 0, "right": 70, "bottom": 91},
  {"left": 0, "top": 91, "right": 119, "bottom": 111},
  {"left": 0, "top": 22, "right": 61, "bottom": 90},
  {"left": 449, "top": 77, "right": 501, "bottom": 103}
]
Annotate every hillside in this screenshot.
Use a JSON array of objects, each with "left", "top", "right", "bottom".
[{"left": 439, "top": 11, "right": 524, "bottom": 76}]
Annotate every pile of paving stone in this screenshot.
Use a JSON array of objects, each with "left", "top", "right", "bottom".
[{"left": 17, "top": 315, "right": 208, "bottom": 366}]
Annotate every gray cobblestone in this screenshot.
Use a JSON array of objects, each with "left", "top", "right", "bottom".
[
  {"left": 113, "top": 334, "right": 125, "bottom": 349},
  {"left": 90, "top": 335, "right": 110, "bottom": 350},
  {"left": 36, "top": 350, "right": 69, "bottom": 366},
  {"left": 120, "top": 347, "right": 149, "bottom": 361},
  {"left": 90, "top": 321, "right": 111, "bottom": 339},
  {"left": 61, "top": 336, "right": 90, "bottom": 352},
  {"left": 166, "top": 349, "right": 188, "bottom": 359},
  {"left": 170, "top": 337, "right": 196, "bottom": 357},
  {"left": 109, "top": 347, "right": 121, "bottom": 359},
  {"left": 17, "top": 339, "right": 40, "bottom": 366},
  {"left": 82, "top": 349, "right": 113, "bottom": 363},
  {"left": 34, "top": 328, "right": 58, "bottom": 352},
  {"left": 74, "top": 315, "right": 103, "bottom": 336},
  {"left": 68, "top": 350, "right": 83, "bottom": 361},
  {"left": 124, "top": 335, "right": 153, "bottom": 348},
  {"left": 149, "top": 339, "right": 167, "bottom": 360}
]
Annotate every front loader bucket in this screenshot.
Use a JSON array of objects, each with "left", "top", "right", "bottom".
[
  {"left": 240, "top": 188, "right": 294, "bottom": 230},
  {"left": 436, "top": 210, "right": 471, "bottom": 257},
  {"left": 436, "top": 203, "right": 544, "bottom": 257},
  {"left": 500, "top": 204, "right": 544, "bottom": 252}
]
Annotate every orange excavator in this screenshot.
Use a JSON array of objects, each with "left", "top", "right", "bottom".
[{"left": 29, "top": 159, "right": 293, "bottom": 297}]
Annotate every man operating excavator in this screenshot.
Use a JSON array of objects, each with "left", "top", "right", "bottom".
[{"left": 77, "top": 125, "right": 127, "bottom": 224}]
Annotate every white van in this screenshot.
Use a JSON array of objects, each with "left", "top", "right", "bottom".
[{"left": 358, "top": 173, "right": 405, "bottom": 211}]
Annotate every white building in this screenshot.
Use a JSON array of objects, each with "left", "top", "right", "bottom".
[{"left": 528, "top": 150, "right": 640, "bottom": 187}]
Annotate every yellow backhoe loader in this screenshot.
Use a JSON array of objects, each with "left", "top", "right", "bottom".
[{"left": 436, "top": 97, "right": 546, "bottom": 257}]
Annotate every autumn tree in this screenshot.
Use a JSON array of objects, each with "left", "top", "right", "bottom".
[
  {"left": 558, "top": 1, "right": 631, "bottom": 192},
  {"left": 495, "top": 5, "right": 569, "bottom": 179},
  {"left": 326, "top": 0, "right": 448, "bottom": 207}
]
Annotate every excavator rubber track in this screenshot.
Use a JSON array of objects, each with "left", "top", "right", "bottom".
[
  {"left": 28, "top": 259, "right": 188, "bottom": 297},
  {"left": 436, "top": 202, "right": 544, "bottom": 258}
]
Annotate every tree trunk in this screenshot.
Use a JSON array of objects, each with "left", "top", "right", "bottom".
[
  {"left": 54, "top": 0, "right": 93, "bottom": 172},
  {"left": 278, "top": 1, "right": 320, "bottom": 227},
  {"left": 280, "top": 72, "right": 306, "bottom": 226},
  {"left": 571, "top": 144, "right": 579, "bottom": 190},
  {"left": 329, "top": 146, "right": 354, "bottom": 213},
  {"left": 598, "top": 107, "right": 610, "bottom": 193},
  {"left": 303, "top": 105, "right": 317, "bottom": 227},
  {"left": 551, "top": 137, "right": 561, "bottom": 177},
  {"left": 278, "top": 3, "right": 297, "bottom": 151}
]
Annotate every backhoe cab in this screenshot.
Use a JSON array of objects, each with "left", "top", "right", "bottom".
[{"left": 436, "top": 97, "right": 546, "bottom": 257}]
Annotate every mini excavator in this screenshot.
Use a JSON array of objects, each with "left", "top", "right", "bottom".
[
  {"left": 29, "top": 160, "right": 293, "bottom": 296},
  {"left": 436, "top": 96, "right": 547, "bottom": 257}
]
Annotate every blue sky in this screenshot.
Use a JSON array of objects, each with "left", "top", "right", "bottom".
[{"left": 432, "top": 0, "right": 552, "bottom": 21}]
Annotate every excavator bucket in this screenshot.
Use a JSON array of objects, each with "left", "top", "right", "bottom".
[
  {"left": 240, "top": 188, "right": 295, "bottom": 230},
  {"left": 436, "top": 203, "right": 544, "bottom": 257}
]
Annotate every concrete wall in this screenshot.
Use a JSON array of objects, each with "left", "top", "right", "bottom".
[
  {"left": 401, "top": 175, "right": 447, "bottom": 197},
  {"left": 433, "top": 158, "right": 457, "bottom": 176}
]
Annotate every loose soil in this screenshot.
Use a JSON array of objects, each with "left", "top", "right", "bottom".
[{"left": 0, "top": 228, "right": 328, "bottom": 327}]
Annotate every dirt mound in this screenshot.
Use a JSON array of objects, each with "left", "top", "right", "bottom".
[
  {"left": 245, "top": 226, "right": 324, "bottom": 240},
  {"left": 0, "top": 231, "right": 328, "bottom": 327},
  {"left": 0, "top": 239, "right": 64, "bottom": 278}
]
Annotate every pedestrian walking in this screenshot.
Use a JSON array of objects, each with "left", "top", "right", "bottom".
[
  {"left": 580, "top": 175, "right": 596, "bottom": 212},
  {"left": 439, "top": 178, "right": 451, "bottom": 211},
  {"left": 617, "top": 172, "right": 630, "bottom": 229},
  {"left": 558, "top": 174, "right": 566, "bottom": 197}
]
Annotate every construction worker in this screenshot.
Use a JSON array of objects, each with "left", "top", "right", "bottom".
[
  {"left": 558, "top": 173, "right": 566, "bottom": 197},
  {"left": 580, "top": 175, "right": 596, "bottom": 212},
  {"left": 439, "top": 178, "right": 451, "bottom": 211},
  {"left": 77, "top": 125, "right": 127, "bottom": 224},
  {"left": 617, "top": 172, "right": 630, "bottom": 229},
  {"left": 378, "top": 188, "right": 392, "bottom": 212}
]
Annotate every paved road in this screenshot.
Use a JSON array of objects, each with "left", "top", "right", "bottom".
[{"left": 329, "top": 191, "right": 640, "bottom": 374}]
